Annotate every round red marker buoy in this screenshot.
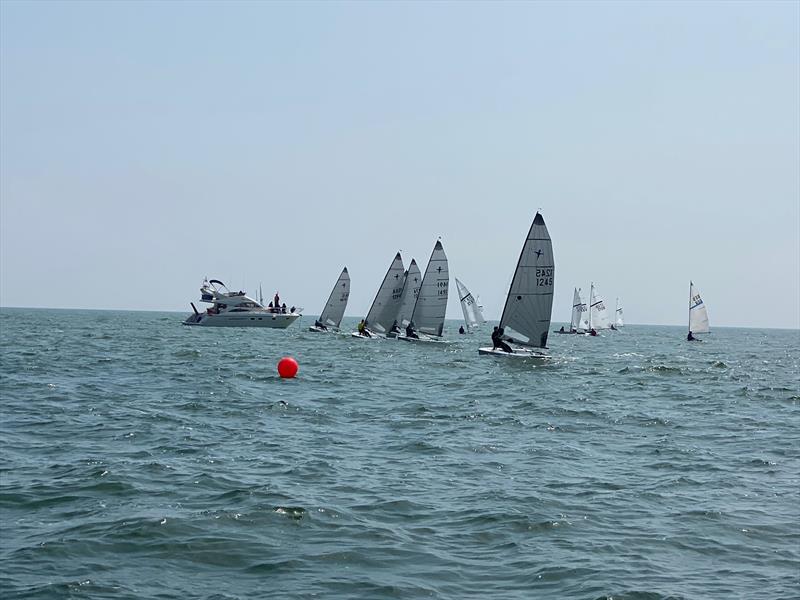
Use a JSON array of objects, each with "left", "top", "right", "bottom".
[{"left": 277, "top": 356, "right": 299, "bottom": 379}]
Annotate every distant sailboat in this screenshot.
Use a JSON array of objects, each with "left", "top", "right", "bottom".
[
  {"left": 479, "top": 212, "right": 555, "bottom": 357},
  {"left": 455, "top": 277, "right": 486, "bottom": 332},
  {"left": 612, "top": 297, "right": 624, "bottom": 329},
  {"left": 688, "top": 281, "right": 709, "bottom": 340},
  {"left": 556, "top": 287, "right": 586, "bottom": 334},
  {"left": 352, "top": 252, "right": 405, "bottom": 338},
  {"left": 398, "top": 240, "right": 449, "bottom": 343},
  {"left": 387, "top": 259, "right": 421, "bottom": 338},
  {"left": 310, "top": 267, "right": 350, "bottom": 332},
  {"left": 589, "top": 282, "right": 611, "bottom": 331}
]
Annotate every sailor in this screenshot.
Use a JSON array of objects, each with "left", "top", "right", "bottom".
[
  {"left": 405, "top": 321, "right": 419, "bottom": 339},
  {"left": 459, "top": 325, "right": 465, "bottom": 334},
  {"left": 389, "top": 320, "right": 401, "bottom": 334},
  {"left": 314, "top": 319, "right": 327, "bottom": 330},
  {"left": 687, "top": 331, "right": 697, "bottom": 341},
  {"left": 358, "top": 319, "right": 372, "bottom": 337},
  {"left": 590, "top": 328, "right": 598, "bottom": 336},
  {"left": 274, "top": 292, "right": 280, "bottom": 307},
  {"left": 559, "top": 326, "right": 565, "bottom": 333},
  {"left": 281, "top": 303, "right": 287, "bottom": 314},
  {"left": 491, "top": 327, "right": 512, "bottom": 353}
]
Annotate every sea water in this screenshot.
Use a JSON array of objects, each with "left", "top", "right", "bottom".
[{"left": 1, "top": 308, "right": 798, "bottom": 599}]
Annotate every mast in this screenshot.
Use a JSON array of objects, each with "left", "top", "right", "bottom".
[
  {"left": 589, "top": 282, "right": 594, "bottom": 330},
  {"left": 688, "top": 281, "right": 692, "bottom": 332}
]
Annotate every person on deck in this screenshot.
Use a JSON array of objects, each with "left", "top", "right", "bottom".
[
  {"left": 390, "top": 320, "right": 401, "bottom": 334},
  {"left": 358, "top": 319, "right": 371, "bottom": 337},
  {"left": 687, "top": 331, "right": 697, "bottom": 341},
  {"left": 274, "top": 292, "right": 280, "bottom": 308},
  {"left": 590, "top": 328, "right": 598, "bottom": 336},
  {"left": 491, "top": 326, "right": 512, "bottom": 353},
  {"left": 559, "top": 326, "right": 565, "bottom": 333},
  {"left": 459, "top": 326, "right": 465, "bottom": 334},
  {"left": 405, "top": 321, "right": 419, "bottom": 339},
  {"left": 315, "top": 319, "right": 327, "bottom": 330},
  {"left": 281, "top": 303, "right": 287, "bottom": 314}
]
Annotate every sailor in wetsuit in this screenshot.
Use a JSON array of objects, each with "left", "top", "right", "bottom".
[
  {"left": 389, "top": 320, "right": 401, "bottom": 335},
  {"left": 357, "top": 319, "right": 372, "bottom": 337},
  {"left": 405, "top": 321, "right": 419, "bottom": 339},
  {"left": 687, "top": 331, "right": 697, "bottom": 341},
  {"left": 491, "top": 326, "right": 513, "bottom": 353},
  {"left": 314, "top": 319, "right": 328, "bottom": 331}
]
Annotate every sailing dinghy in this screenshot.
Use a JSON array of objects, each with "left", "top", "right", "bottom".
[
  {"left": 587, "top": 282, "right": 611, "bottom": 333},
  {"left": 478, "top": 212, "right": 555, "bottom": 357},
  {"left": 309, "top": 267, "right": 350, "bottom": 332},
  {"left": 688, "top": 281, "right": 709, "bottom": 340},
  {"left": 555, "top": 287, "right": 586, "bottom": 333},
  {"left": 611, "top": 298, "right": 624, "bottom": 330},
  {"left": 455, "top": 278, "right": 486, "bottom": 332},
  {"left": 387, "top": 259, "right": 421, "bottom": 338},
  {"left": 398, "top": 240, "right": 449, "bottom": 344},
  {"left": 352, "top": 253, "right": 405, "bottom": 339}
]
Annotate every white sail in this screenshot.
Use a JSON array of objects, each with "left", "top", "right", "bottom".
[
  {"left": 589, "top": 283, "right": 611, "bottom": 330},
  {"left": 409, "top": 240, "right": 449, "bottom": 337},
  {"left": 498, "top": 212, "right": 555, "bottom": 348},
  {"left": 395, "top": 260, "right": 421, "bottom": 328},
  {"left": 689, "top": 281, "right": 710, "bottom": 334},
  {"left": 318, "top": 267, "right": 350, "bottom": 328},
  {"left": 615, "top": 298, "right": 624, "bottom": 327},
  {"left": 570, "top": 287, "right": 587, "bottom": 332},
  {"left": 365, "top": 253, "right": 405, "bottom": 334},
  {"left": 455, "top": 277, "right": 485, "bottom": 330}
]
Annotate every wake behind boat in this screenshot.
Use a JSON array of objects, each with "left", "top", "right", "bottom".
[
  {"left": 479, "top": 212, "right": 555, "bottom": 358},
  {"left": 183, "top": 279, "right": 301, "bottom": 328}
]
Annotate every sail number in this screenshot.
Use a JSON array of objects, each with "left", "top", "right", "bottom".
[
  {"left": 536, "top": 267, "right": 553, "bottom": 287},
  {"left": 437, "top": 280, "right": 448, "bottom": 296}
]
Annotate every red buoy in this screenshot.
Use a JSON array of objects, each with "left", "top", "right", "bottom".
[{"left": 277, "top": 356, "right": 299, "bottom": 378}]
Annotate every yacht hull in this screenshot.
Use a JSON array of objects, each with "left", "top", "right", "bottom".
[{"left": 184, "top": 313, "right": 300, "bottom": 328}]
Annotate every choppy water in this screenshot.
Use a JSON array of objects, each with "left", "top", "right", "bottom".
[{"left": 1, "top": 308, "right": 798, "bottom": 599}]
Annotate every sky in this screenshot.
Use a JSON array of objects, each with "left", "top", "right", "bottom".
[{"left": 1, "top": 0, "right": 798, "bottom": 329}]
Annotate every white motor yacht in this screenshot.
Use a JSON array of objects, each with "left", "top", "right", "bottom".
[{"left": 183, "top": 279, "right": 301, "bottom": 328}]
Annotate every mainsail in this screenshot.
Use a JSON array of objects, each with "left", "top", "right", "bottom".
[
  {"left": 689, "top": 281, "right": 710, "bottom": 334},
  {"left": 395, "top": 259, "right": 421, "bottom": 328},
  {"left": 615, "top": 298, "right": 624, "bottom": 328},
  {"left": 318, "top": 267, "right": 350, "bottom": 328},
  {"left": 365, "top": 253, "right": 405, "bottom": 334},
  {"left": 455, "top": 277, "right": 486, "bottom": 330},
  {"left": 498, "top": 212, "right": 555, "bottom": 348},
  {"left": 571, "top": 287, "right": 588, "bottom": 332},
  {"left": 589, "top": 283, "right": 611, "bottom": 330},
  {"left": 409, "top": 240, "right": 449, "bottom": 337}
]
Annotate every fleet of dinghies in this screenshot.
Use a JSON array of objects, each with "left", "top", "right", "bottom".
[{"left": 186, "top": 211, "right": 712, "bottom": 347}]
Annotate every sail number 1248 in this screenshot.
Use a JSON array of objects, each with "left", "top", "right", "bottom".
[{"left": 536, "top": 267, "right": 553, "bottom": 287}]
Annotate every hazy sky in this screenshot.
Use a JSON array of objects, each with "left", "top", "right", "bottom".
[{"left": 1, "top": 1, "right": 798, "bottom": 328}]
